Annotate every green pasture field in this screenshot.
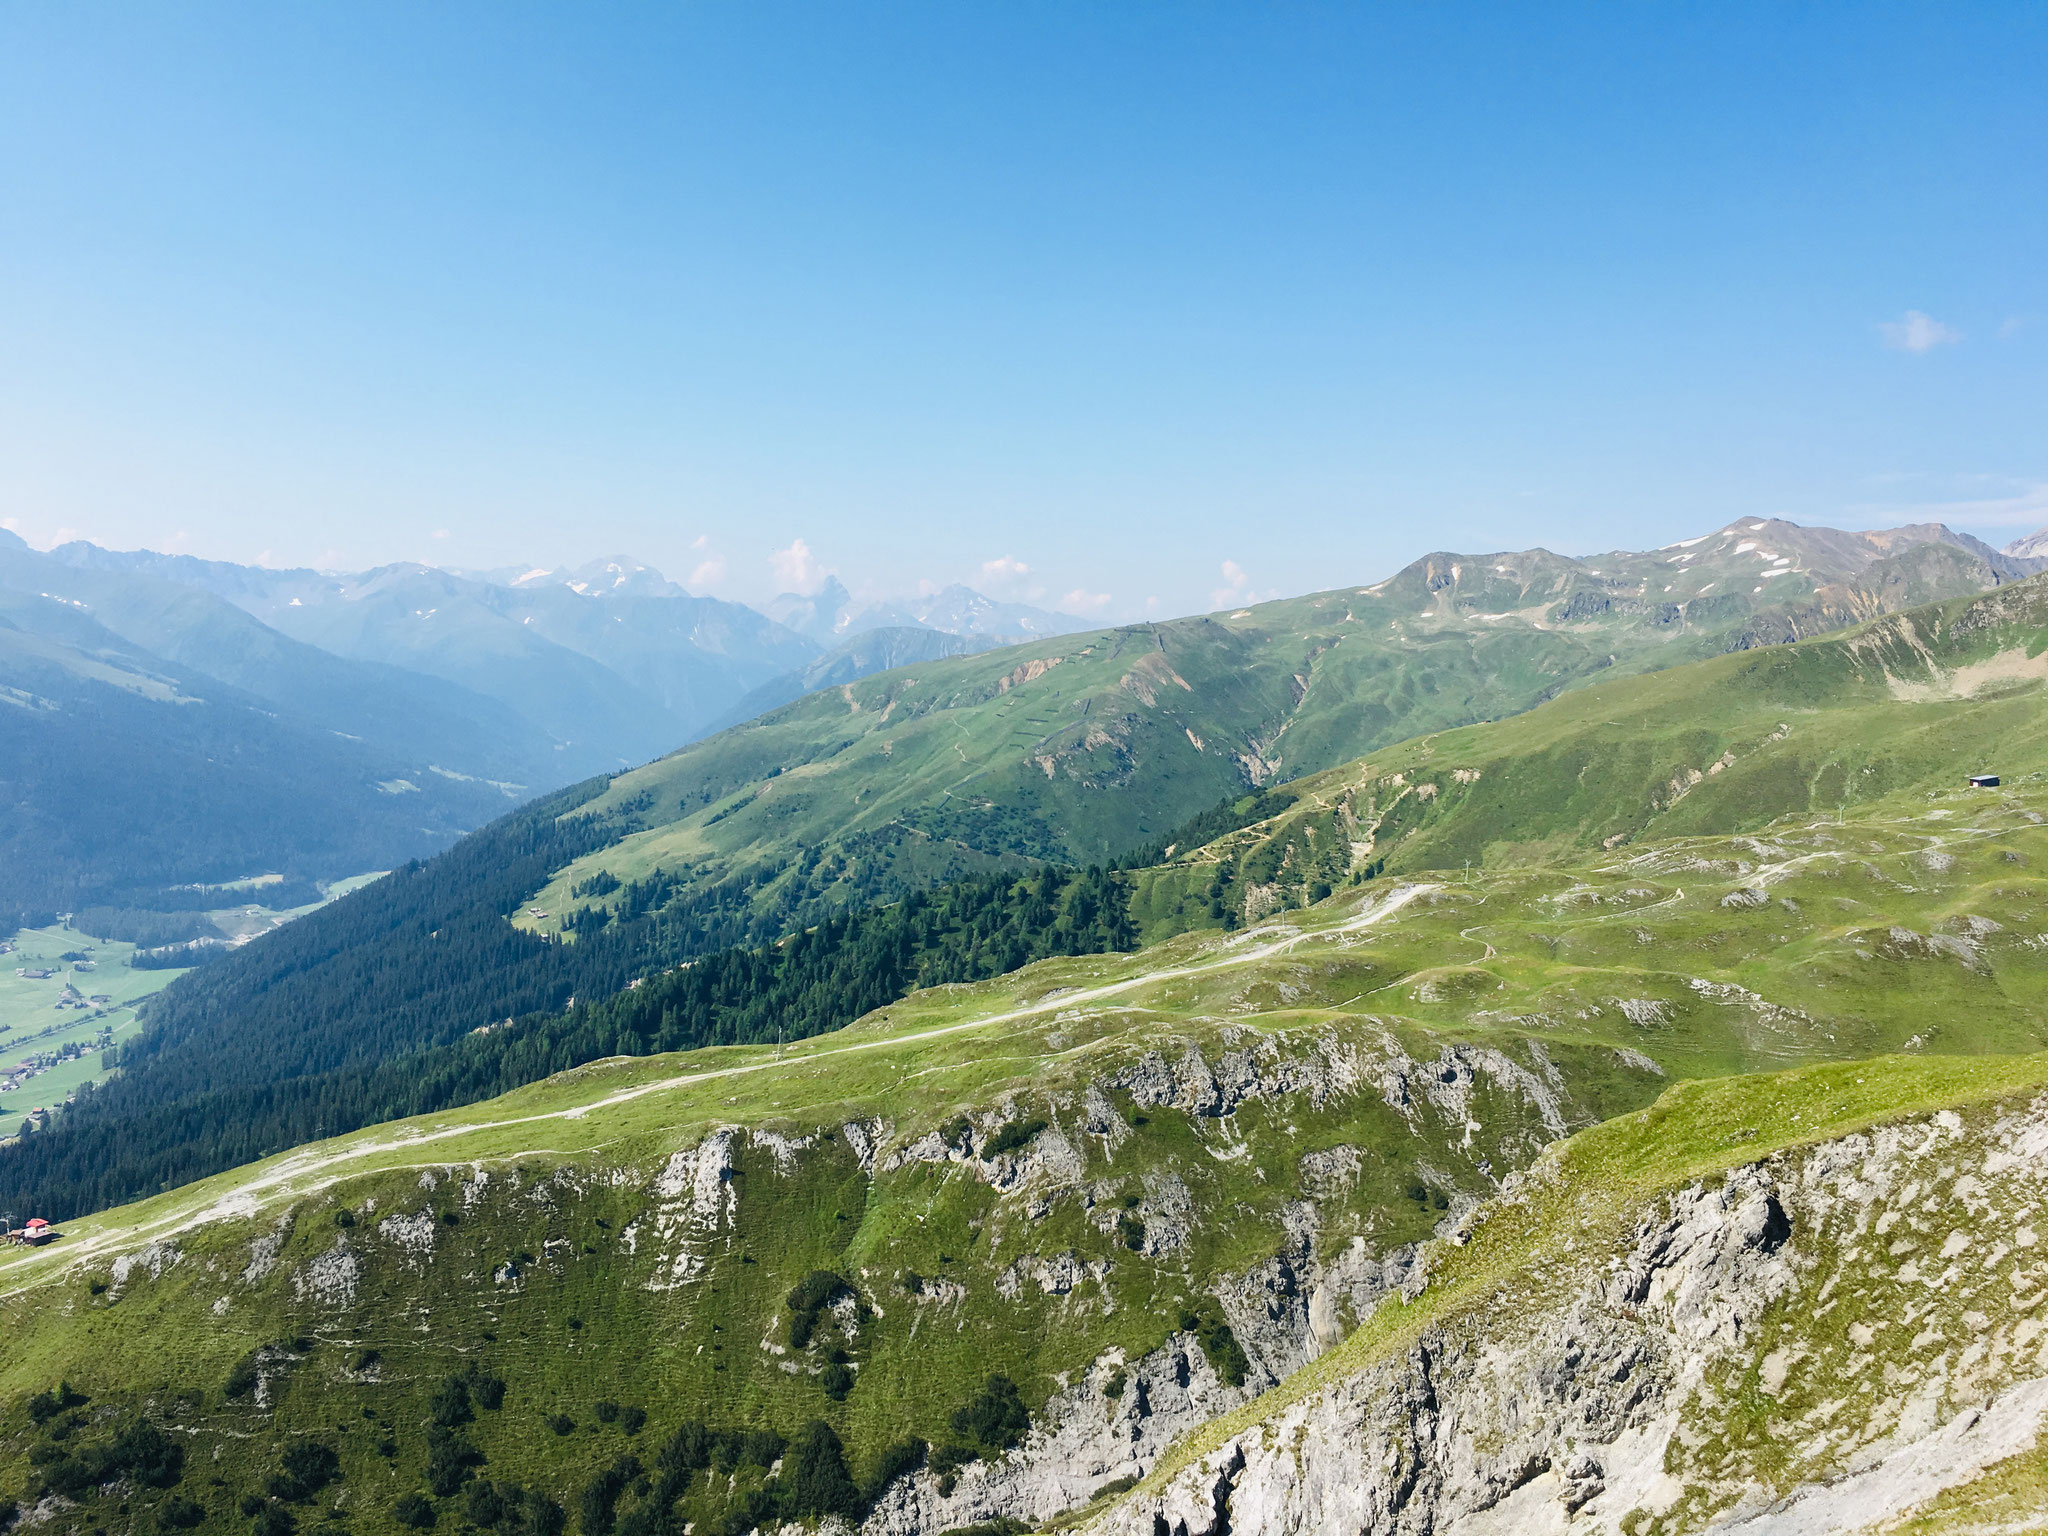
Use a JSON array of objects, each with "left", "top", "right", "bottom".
[
  {"left": 0, "top": 925, "right": 186, "bottom": 1140},
  {"left": 0, "top": 874, "right": 385, "bottom": 1140}
]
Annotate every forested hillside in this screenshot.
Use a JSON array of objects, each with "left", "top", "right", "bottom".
[{"left": 0, "top": 850, "right": 1134, "bottom": 1218}]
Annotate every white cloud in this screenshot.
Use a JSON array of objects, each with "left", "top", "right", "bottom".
[
  {"left": 1061, "top": 588, "right": 1112, "bottom": 614},
  {"left": 687, "top": 535, "right": 727, "bottom": 589},
  {"left": 1211, "top": 559, "right": 1256, "bottom": 608},
  {"left": 432, "top": 528, "right": 451, "bottom": 540},
  {"left": 979, "top": 554, "right": 1034, "bottom": 596},
  {"left": 2001, "top": 315, "right": 2033, "bottom": 339},
  {"left": 768, "top": 537, "right": 830, "bottom": 595},
  {"left": 0, "top": 517, "right": 16, "bottom": 532},
  {"left": 1880, "top": 310, "right": 1961, "bottom": 353}
]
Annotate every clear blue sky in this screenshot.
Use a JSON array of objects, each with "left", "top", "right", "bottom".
[{"left": 2, "top": 4, "right": 2043, "bottom": 618}]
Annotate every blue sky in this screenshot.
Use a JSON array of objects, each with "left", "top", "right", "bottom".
[{"left": 2, "top": 4, "right": 2043, "bottom": 618}]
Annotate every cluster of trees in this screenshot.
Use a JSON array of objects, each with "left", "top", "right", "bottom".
[
  {"left": 70, "top": 907, "right": 224, "bottom": 947},
  {"left": 574, "top": 1379, "right": 1027, "bottom": 1536},
  {"left": 1117, "top": 787, "right": 1298, "bottom": 870},
  {"left": 15, "top": 1338, "right": 1042, "bottom": 1534},
  {"left": 929, "top": 1374, "right": 1033, "bottom": 1491},
  {"left": 572, "top": 1417, "right": 874, "bottom": 1536},
  {"left": 898, "top": 799, "right": 1070, "bottom": 862},
  {"left": 24, "top": 1385, "right": 190, "bottom": 1520},
  {"left": 395, "top": 1401, "right": 1004, "bottom": 1536},
  {"left": 1176, "top": 1306, "right": 1250, "bottom": 1388}
]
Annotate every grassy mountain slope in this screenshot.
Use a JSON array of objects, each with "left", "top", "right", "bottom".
[
  {"left": 519, "top": 520, "right": 2037, "bottom": 942},
  {"left": 1130, "top": 571, "right": 2048, "bottom": 933},
  {"left": 2, "top": 778, "right": 2043, "bottom": 1533}
]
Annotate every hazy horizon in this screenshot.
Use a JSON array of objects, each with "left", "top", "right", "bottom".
[
  {"left": 3, "top": 4, "right": 2043, "bottom": 620},
  {"left": 7, "top": 505, "right": 2044, "bottom": 629}
]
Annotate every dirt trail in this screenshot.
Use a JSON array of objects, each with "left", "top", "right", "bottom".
[{"left": 0, "top": 884, "right": 1437, "bottom": 1291}]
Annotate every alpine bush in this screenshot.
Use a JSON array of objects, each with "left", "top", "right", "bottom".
[
  {"left": 778, "top": 1420, "right": 861, "bottom": 1520},
  {"left": 981, "top": 1118, "right": 1048, "bottom": 1158}
]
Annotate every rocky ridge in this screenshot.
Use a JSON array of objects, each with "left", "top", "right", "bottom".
[{"left": 1086, "top": 1087, "right": 2048, "bottom": 1536}]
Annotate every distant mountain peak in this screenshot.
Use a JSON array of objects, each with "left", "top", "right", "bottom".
[
  {"left": 765, "top": 575, "right": 854, "bottom": 642},
  {"left": 492, "top": 556, "right": 682, "bottom": 599},
  {"left": 2005, "top": 526, "right": 2048, "bottom": 561}
]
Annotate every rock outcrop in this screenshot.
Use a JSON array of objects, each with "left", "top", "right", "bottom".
[{"left": 1086, "top": 1094, "right": 2048, "bottom": 1536}]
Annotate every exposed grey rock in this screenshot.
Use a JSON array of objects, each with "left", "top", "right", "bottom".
[
  {"left": 374, "top": 1210, "right": 436, "bottom": 1270},
  {"left": 862, "top": 1331, "right": 1254, "bottom": 1536},
  {"left": 996, "top": 1250, "right": 1110, "bottom": 1301},
  {"left": 242, "top": 1221, "right": 290, "bottom": 1284},
  {"left": 109, "top": 1239, "right": 181, "bottom": 1297},
  {"left": 1081, "top": 1095, "right": 2048, "bottom": 1536},
  {"left": 1299, "top": 1144, "right": 1363, "bottom": 1198},
  {"left": 644, "top": 1126, "right": 738, "bottom": 1289},
  {"left": 842, "top": 1117, "right": 889, "bottom": 1174},
  {"left": 292, "top": 1237, "right": 359, "bottom": 1307}
]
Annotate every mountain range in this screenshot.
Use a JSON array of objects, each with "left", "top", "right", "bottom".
[
  {"left": 5, "top": 510, "right": 2042, "bottom": 931},
  {"left": 0, "top": 533, "right": 1088, "bottom": 925},
  {"left": 14, "top": 541, "right": 2048, "bottom": 1220},
  {"left": 5, "top": 558, "right": 2048, "bottom": 1533},
  {"left": 764, "top": 574, "right": 1085, "bottom": 646},
  {"left": 510, "top": 515, "right": 2048, "bottom": 946}
]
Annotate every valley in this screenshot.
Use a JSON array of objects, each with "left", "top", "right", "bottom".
[{"left": 0, "top": 876, "right": 387, "bottom": 1141}]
